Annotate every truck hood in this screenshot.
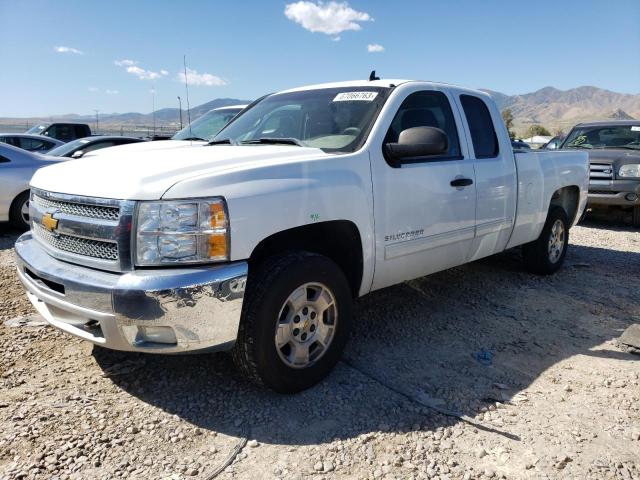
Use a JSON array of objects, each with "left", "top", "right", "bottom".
[
  {"left": 30, "top": 144, "right": 327, "bottom": 200},
  {"left": 586, "top": 149, "right": 640, "bottom": 169},
  {"left": 83, "top": 139, "right": 206, "bottom": 158}
]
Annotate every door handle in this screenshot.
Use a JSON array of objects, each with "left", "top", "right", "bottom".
[{"left": 450, "top": 178, "right": 473, "bottom": 187}]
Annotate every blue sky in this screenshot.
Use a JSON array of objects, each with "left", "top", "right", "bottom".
[{"left": 1, "top": 0, "right": 639, "bottom": 117}]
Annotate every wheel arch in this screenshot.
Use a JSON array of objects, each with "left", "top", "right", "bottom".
[
  {"left": 549, "top": 185, "right": 580, "bottom": 226},
  {"left": 248, "top": 220, "right": 364, "bottom": 298}
]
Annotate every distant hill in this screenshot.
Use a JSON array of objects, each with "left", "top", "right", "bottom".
[
  {"left": 0, "top": 98, "right": 252, "bottom": 129},
  {"left": 483, "top": 86, "right": 640, "bottom": 135}
]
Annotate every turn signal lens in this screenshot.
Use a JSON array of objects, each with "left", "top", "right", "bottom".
[
  {"left": 210, "top": 202, "right": 227, "bottom": 228},
  {"left": 208, "top": 233, "right": 228, "bottom": 259}
]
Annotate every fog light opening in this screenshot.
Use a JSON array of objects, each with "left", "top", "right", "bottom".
[
  {"left": 136, "top": 326, "right": 177, "bottom": 345},
  {"left": 625, "top": 193, "right": 638, "bottom": 202}
]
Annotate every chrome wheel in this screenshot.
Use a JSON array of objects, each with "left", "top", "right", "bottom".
[
  {"left": 275, "top": 282, "right": 337, "bottom": 369},
  {"left": 20, "top": 200, "right": 30, "bottom": 225},
  {"left": 547, "top": 219, "right": 565, "bottom": 263}
]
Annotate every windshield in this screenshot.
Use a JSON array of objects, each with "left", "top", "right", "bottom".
[
  {"left": 172, "top": 108, "right": 242, "bottom": 141},
  {"left": 47, "top": 138, "right": 90, "bottom": 156},
  {"left": 212, "top": 87, "right": 390, "bottom": 153},
  {"left": 562, "top": 125, "right": 640, "bottom": 150},
  {"left": 26, "top": 123, "right": 48, "bottom": 134}
]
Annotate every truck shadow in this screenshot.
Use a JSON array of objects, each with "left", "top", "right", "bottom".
[
  {"left": 92, "top": 241, "right": 639, "bottom": 446},
  {"left": 0, "top": 225, "right": 21, "bottom": 251}
]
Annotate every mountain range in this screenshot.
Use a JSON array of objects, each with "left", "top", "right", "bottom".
[
  {"left": 482, "top": 86, "right": 640, "bottom": 134},
  {"left": 1, "top": 86, "right": 638, "bottom": 136}
]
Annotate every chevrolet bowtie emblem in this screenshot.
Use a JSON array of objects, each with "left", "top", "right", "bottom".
[{"left": 42, "top": 213, "right": 59, "bottom": 232}]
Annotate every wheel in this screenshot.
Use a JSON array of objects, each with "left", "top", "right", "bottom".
[
  {"left": 9, "top": 191, "right": 30, "bottom": 230},
  {"left": 633, "top": 205, "right": 640, "bottom": 227},
  {"left": 522, "top": 206, "right": 569, "bottom": 275},
  {"left": 232, "top": 251, "right": 352, "bottom": 393}
]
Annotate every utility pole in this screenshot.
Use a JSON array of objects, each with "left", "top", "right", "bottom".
[
  {"left": 151, "top": 87, "right": 156, "bottom": 137},
  {"left": 177, "top": 96, "right": 183, "bottom": 130},
  {"left": 94, "top": 110, "right": 99, "bottom": 134}
]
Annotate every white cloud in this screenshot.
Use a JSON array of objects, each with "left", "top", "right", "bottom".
[
  {"left": 55, "top": 46, "right": 83, "bottom": 55},
  {"left": 367, "top": 43, "right": 384, "bottom": 53},
  {"left": 114, "top": 59, "right": 165, "bottom": 80},
  {"left": 284, "top": 1, "right": 372, "bottom": 37},
  {"left": 114, "top": 59, "right": 137, "bottom": 67},
  {"left": 176, "top": 68, "right": 227, "bottom": 87},
  {"left": 106, "top": 89, "right": 119, "bottom": 95},
  {"left": 88, "top": 87, "right": 99, "bottom": 93}
]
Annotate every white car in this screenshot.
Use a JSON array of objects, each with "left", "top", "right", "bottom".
[
  {"left": 16, "top": 79, "right": 588, "bottom": 392},
  {"left": 0, "top": 143, "right": 62, "bottom": 229},
  {"left": 84, "top": 105, "right": 248, "bottom": 158}
]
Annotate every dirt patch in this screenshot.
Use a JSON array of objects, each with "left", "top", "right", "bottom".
[{"left": 0, "top": 220, "right": 639, "bottom": 479}]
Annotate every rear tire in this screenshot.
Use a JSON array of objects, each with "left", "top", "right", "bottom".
[
  {"left": 232, "top": 251, "right": 352, "bottom": 393},
  {"left": 9, "top": 191, "right": 30, "bottom": 231},
  {"left": 523, "top": 206, "right": 569, "bottom": 275}
]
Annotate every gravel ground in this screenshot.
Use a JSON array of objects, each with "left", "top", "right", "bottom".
[{"left": 1, "top": 218, "right": 639, "bottom": 480}]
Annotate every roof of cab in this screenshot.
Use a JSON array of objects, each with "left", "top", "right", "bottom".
[
  {"left": 278, "top": 79, "right": 490, "bottom": 99},
  {"left": 575, "top": 120, "right": 640, "bottom": 128}
]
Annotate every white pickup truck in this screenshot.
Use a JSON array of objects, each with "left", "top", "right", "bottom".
[{"left": 16, "top": 79, "right": 589, "bottom": 392}]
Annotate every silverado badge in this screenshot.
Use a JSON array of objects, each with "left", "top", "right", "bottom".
[{"left": 42, "top": 213, "right": 59, "bottom": 232}]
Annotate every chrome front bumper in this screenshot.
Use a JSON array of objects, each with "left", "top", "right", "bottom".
[{"left": 15, "top": 233, "right": 248, "bottom": 353}]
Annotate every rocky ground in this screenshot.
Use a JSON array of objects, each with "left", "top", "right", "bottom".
[{"left": 0, "top": 218, "right": 639, "bottom": 480}]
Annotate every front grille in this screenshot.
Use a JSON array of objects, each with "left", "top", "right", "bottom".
[
  {"left": 589, "top": 163, "right": 613, "bottom": 180},
  {"left": 33, "top": 223, "right": 118, "bottom": 261},
  {"left": 33, "top": 195, "right": 120, "bottom": 221}
]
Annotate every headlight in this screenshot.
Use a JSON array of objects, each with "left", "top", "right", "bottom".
[
  {"left": 618, "top": 164, "right": 640, "bottom": 179},
  {"left": 135, "top": 199, "right": 229, "bottom": 266}
]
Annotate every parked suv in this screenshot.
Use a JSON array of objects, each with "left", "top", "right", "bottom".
[
  {"left": 26, "top": 123, "right": 91, "bottom": 143},
  {"left": 561, "top": 120, "right": 640, "bottom": 225}
]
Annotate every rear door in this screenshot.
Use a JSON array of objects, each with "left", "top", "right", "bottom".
[
  {"left": 370, "top": 87, "right": 477, "bottom": 290},
  {"left": 457, "top": 94, "right": 517, "bottom": 261}
]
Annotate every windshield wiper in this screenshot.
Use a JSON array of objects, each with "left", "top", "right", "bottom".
[
  {"left": 240, "top": 137, "right": 304, "bottom": 147},
  {"left": 566, "top": 144, "right": 591, "bottom": 149},
  {"left": 207, "top": 138, "right": 235, "bottom": 145},
  {"left": 179, "top": 136, "right": 207, "bottom": 141}
]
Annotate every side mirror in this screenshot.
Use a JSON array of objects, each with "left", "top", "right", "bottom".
[
  {"left": 384, "top": 126, "right": 448, "bottom": 165},
  {"left": 71, "top": 150, "right": 84, "bottom": 159}
]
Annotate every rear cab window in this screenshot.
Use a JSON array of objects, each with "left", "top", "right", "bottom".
[{"left": 460, "top": 95, "right": 499, "bottom": 159}]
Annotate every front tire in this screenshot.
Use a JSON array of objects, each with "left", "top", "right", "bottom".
[
  {"left": 523, "top": 206, "right": 569, "bottom": 275},
  {"left": 232, "top": 251, "right": 352, "bottom": 393},
  {"left": 633, "top": 205, "right": 640, "bottom": 227},
  {"left": 9, "top": 191, "right": 30, "bottom": 231}
]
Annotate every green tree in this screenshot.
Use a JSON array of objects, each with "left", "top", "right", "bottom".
[
  {"left": 527, "top": 124, "right": 551, "bottom": 137},
  {"left": 501, "top": 109, "right": 515, "bottom": 139}
]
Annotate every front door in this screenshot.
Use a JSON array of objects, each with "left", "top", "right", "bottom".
[{"left": 370, "top": 88, "right": 477, "bottom": 291}]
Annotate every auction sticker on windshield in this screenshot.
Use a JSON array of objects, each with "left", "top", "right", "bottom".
[
  {"left": 631, "top": 126, "right": 640, "bottom": 132},
  {"left": 333, "top": 92, "right": 378, "bottom": 102}
]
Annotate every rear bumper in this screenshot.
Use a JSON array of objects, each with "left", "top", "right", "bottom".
[
  {"left": 15, "top": 232, "right": 248, "bottom": 353},
  {"left": 588, "top": 180, "right": 640, "bottom": 207}
]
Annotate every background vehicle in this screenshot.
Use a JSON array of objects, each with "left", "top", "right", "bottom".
[
  {"left": 561, "top": 120, "right": 640, "bottom": 226},
  {"left": 16, "top": 79, "right": 588, "bottom": 393},
  {"left": 85, "top": 105, "right": 249, "bottom": 157},
  {"left": 0, "top": 143, "right": 63, "bottom": 229},
  {"left": 26, "top": 123, "right": 91, "bottom": 142},
  {"left": 511, "top": 140, "right": 531, "bottom": 152},
  {"left": 541, "top": 135, "right": 564, "bottom": 150},
  {"left": 0, "top": 134, "right": 63, "bottom": 153},
  {"left": 46, "top": 135, "right": 146, "bottom": 158},
  {"left": 172, "top": 105, "right": 247, "bottom": 141}
]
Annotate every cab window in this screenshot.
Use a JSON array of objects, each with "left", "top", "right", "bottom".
[
  {"left": 385, "top": 91, "right": 461, "bottom": 160},
  {"left": 460, "top": 95, "right": 499, "bottom": 159}
]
